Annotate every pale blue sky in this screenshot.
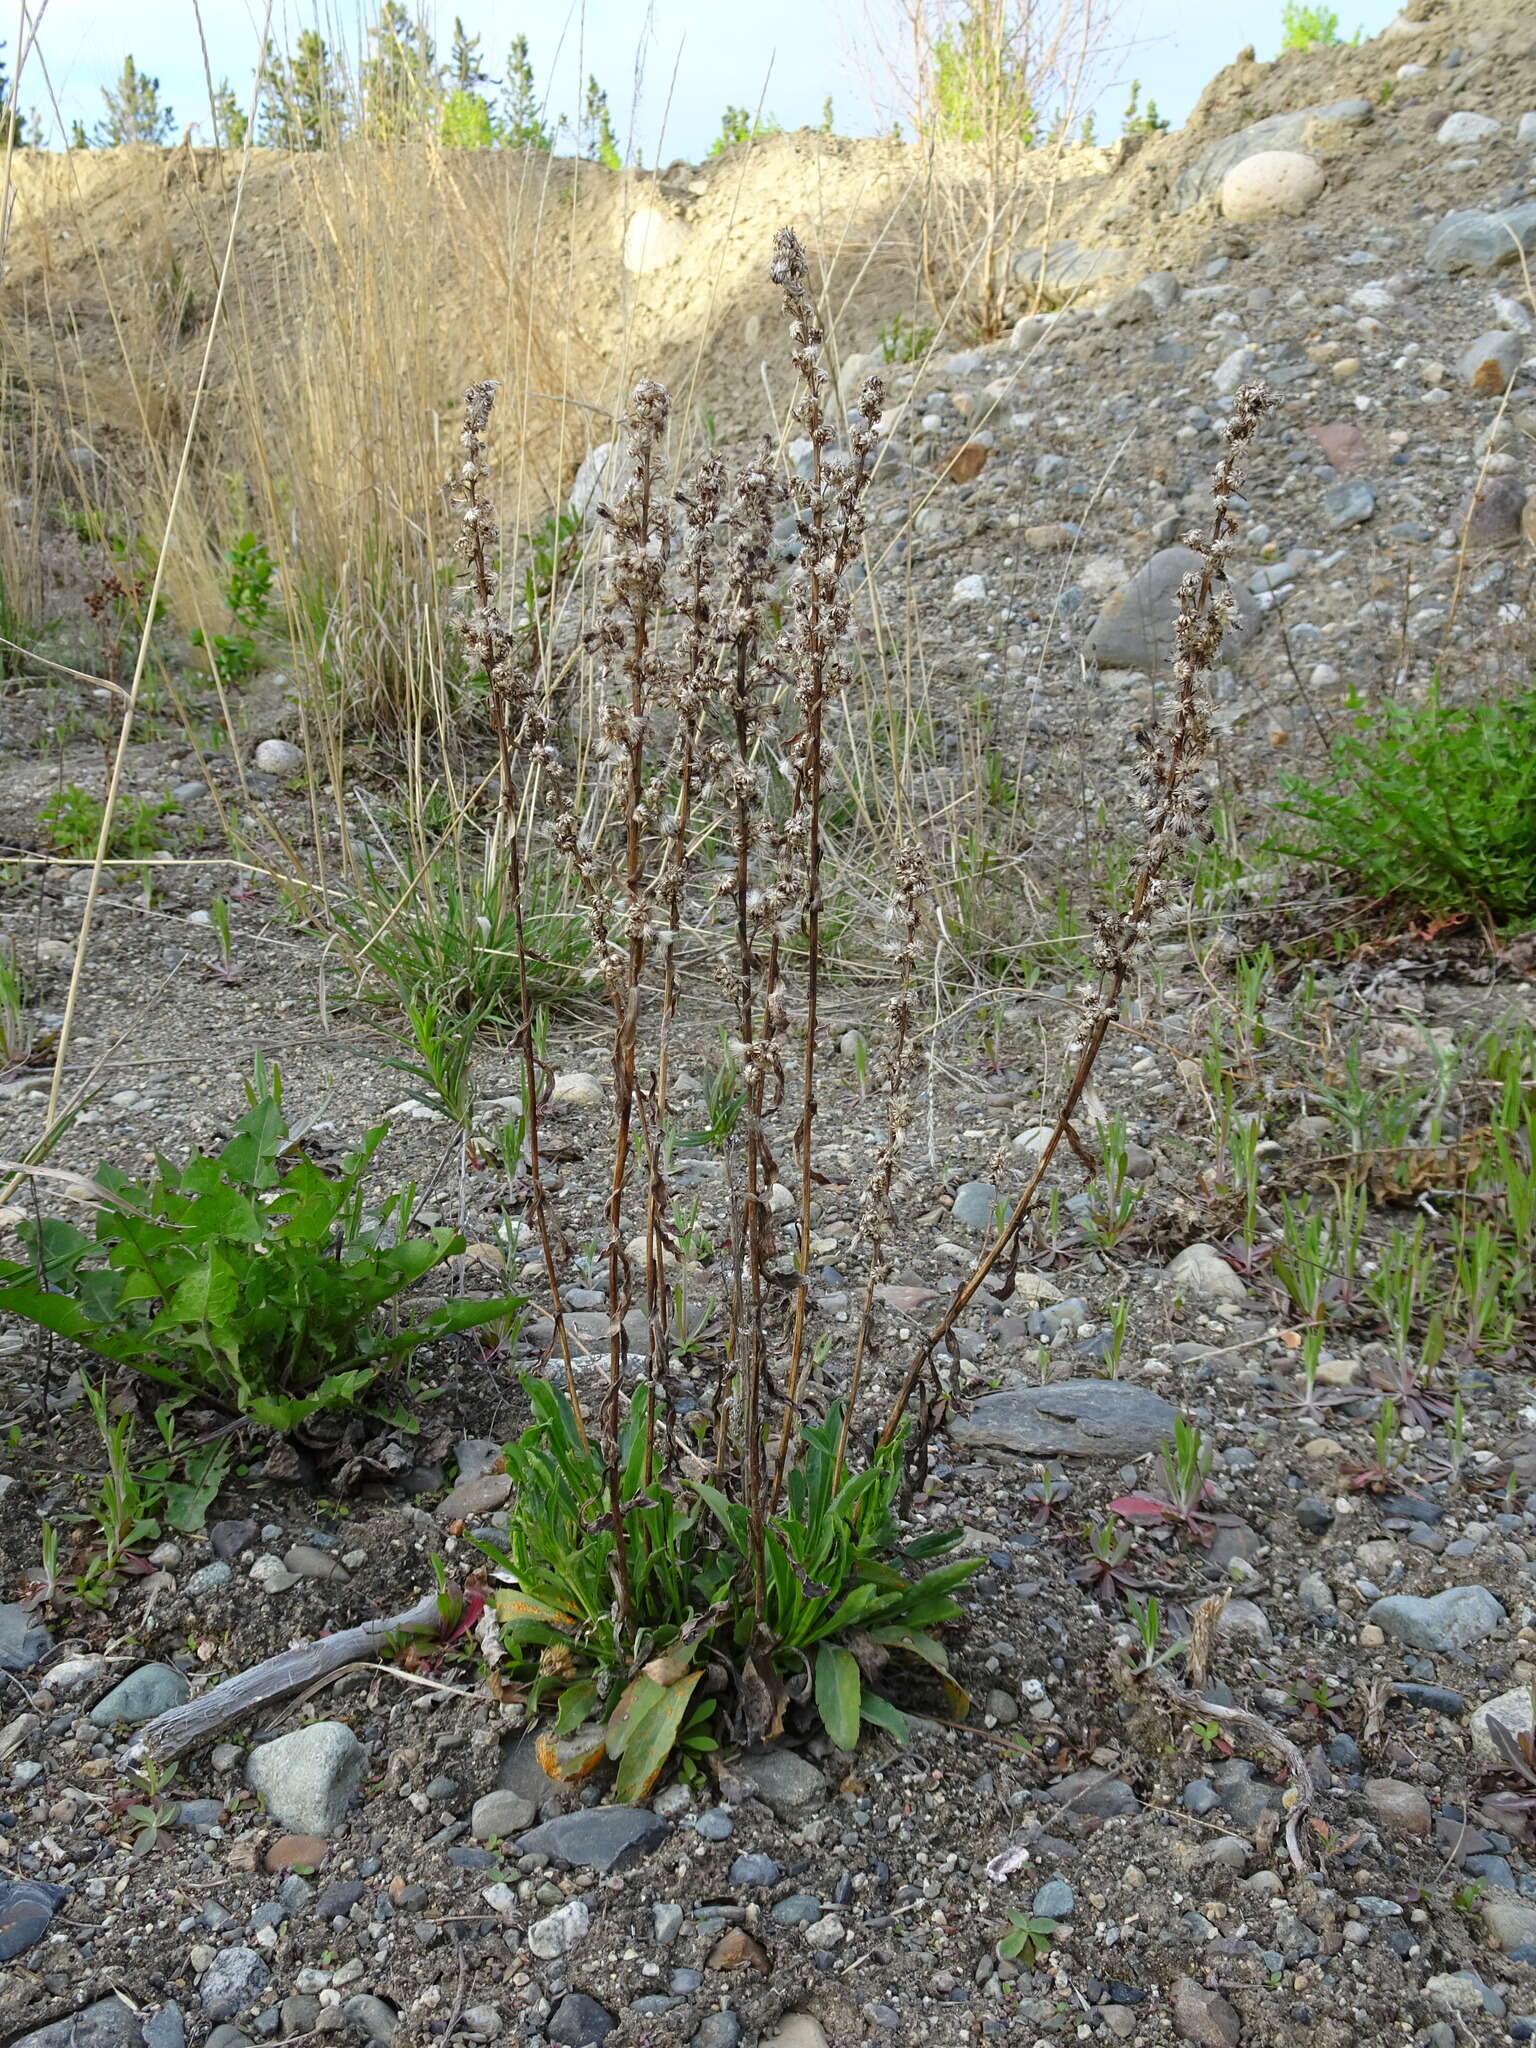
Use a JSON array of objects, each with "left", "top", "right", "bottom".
[{"left": 11, "top": 1, "right": 1403, "bottom": 158}]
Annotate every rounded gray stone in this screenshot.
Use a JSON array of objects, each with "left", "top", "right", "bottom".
[
  {"left": 471, "top": 1788, "right": 537, "bottom": 1841},
  {"left": 245, "top": 1721, "right": 365, "bottom": 1836},
  {"left": 1086, "top": 547, "right": 1255, "bottom": 672},
  {"left": 89, "top": 1662, "right": 190, "bottom": 1728},
  {"left": 1322, "top": 480, "right": 1376, "bottom": 531},
  {"left": 339, "top": 1997, "right": 397, "bottom": 2045},
  {"left": 695, "top": 2018, "right": 742, "bottom": 2048},
  {"left": 950, "top": 1180, "right": 1000, "bottom": 1232},
  {"left": 1459, "top": 329, "right": 1523, "bottom": 394},
  {"left": 198, "top": 1948, "right": 270, "bottom": 2020},
  {"left": 735, "top": 1746, "right": 828, "bottom": 1821},
  {"left": 252, "top": 738, "right": 302, "bottom": 776},
  {"left": 1462, "top": 473, "right": 1527, "bottom": 548},
  {"left": 770, "top": 1894, "right": 826, "bottom": 1926},
  {"left": 8, "top": 2002, "right": 143, "bottom": 2048},
  {"left": 186, "top": 1562, "right": 233, "bottom": 1596},
  {"left": 1368, "top": 1586, "right": 1506, "bottom": 1655},
  {"left": 1051, "top": 1768, "right": 1139, "bottom": 1817}
]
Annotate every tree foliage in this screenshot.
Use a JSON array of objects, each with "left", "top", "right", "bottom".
[
  {"left": 259, "top": 31, "right": 346, "bottom": 149},
  {"left": 0, "top": 40, "right": 27, "bottom": 148},
  {"left": 501, "top": 33, "right": 553, "bottom": 151},
  {"left": 92, "top": 56, "right": 174, "bottom": 146}
]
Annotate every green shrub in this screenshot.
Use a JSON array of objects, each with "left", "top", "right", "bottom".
[
  {"left": 0, "top": 1061, "right": 522, "bottom": 1429},
  {"left": 1274, "top": 683, "right": 1536, "bottom": 925},
  {"left": 478, "top": 1384, "right": 979, "bottom": 1799},
  {"left": 930, "top": 13, "right": 1034, "bottom": 144},
  {"left": 191, "top": 530, "right": 274, "bottom": 685},
  {"left": 40, "top": 784, "right": 175, "bottom": 861},
  {"left": 707, "top": 106, "right": 780, "bottom": 155},
  {"left": 877, "top": 315, "right": 935, "bottom": 366},
  {"left": 1280, "top": 2, "right": 1342, "bottom": 49}
]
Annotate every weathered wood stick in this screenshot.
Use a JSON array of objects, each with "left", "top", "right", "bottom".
[
  {"left": 1141, "top": 1664, "right": 1315, "bottom": 1873},
  {"left": 123, "top": 1587, "right": 458, "bottom": 1767}
]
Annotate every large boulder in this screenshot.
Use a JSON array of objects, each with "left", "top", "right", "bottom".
[
  {"left": 622, "top": 205, "right": 689, "bottom": 274},
  {"left": 1426, "top": 202, "right": 1536, "bottom": 276},
  {"left": 1085, "top": 547, "right": 1256, "bottom": 672},
  {"left": 1220, "top": 151, "right": 1326, "bottom": 222},
  {"left": 1011, "top": 240, "right": 1126, "bottom": 296},
  {"left": 1173, "top": 99, "right": 1371, "bottom": 211}
]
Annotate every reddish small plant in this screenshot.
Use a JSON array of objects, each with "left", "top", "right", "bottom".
[{"left": 1108, "top": 1418, "right": 1236, "bottom": 1548}]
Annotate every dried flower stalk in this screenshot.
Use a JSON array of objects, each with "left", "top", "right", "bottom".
[
  {"left": 881, "top": 382, "right": 1272, "bottom": 1449},
  {"left": 454, "top": 380, "right": 584, "bottom": 1442}
]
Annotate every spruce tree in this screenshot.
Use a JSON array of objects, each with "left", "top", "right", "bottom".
[
  {"left": 259, "top": 32, "right": 345, "bottom": 150},
  {"left": 0, "top": 42, "right": 27, "bottom": 148},
  {"left": 92, "top": 56, "right": 175, "bottom": 146},
  {"left": 212, "top": 80, "right": 247, "bottom": 150},
  {"left": 361, "top": 3, "right": 440, "bottom": 140},
  {"left": 582, "top": 76, "right": 620, "bottom": 169},
  {"left": 501, "top": 35, "right": 551, "bottom": 151}
]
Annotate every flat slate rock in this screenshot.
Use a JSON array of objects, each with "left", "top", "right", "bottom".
[
  {"left": 948, "top": 1379, "right": 1178, "bottom": 1458},
  {"left": 1425, "top": 201, "right": 1536, "bottom": 276},
  {"left": 12, "top": 2003, "right": 144, "bottom": 2048},
  {"left": 1011, "top": 239, "right": 1126, "bottom": 292},
  {"left": 0, "top": 1601, "right": 50, "bottom": 1673},
  {"left": 1368, "top": 1585, "right": 1506, "bottom": 1655},
  {"left": 0, "top": 1878, "right": 67, "bottom": 1962},
  {"left": 514, "top": 1806, "right": 669, "bottom": 1875}
]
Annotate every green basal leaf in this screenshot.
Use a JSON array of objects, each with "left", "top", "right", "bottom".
[
  {"left": 814, "top": 1642, "right": 862, "bottom": 1750},
  {"left": 612, "top": 1670, "right": 703, "bottom": 1804},
  {"left": 0, "top": 1061, "right": 509, "bottom": 1432},
  {"left": 551, "top": 1679, "right": 598, "bottom": 1738},
  {"left": 858, "top": 1692, "right": 909, "bottom": 1743}
]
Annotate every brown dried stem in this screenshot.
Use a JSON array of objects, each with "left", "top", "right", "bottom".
[
  {"left": 880, "top": 383, "right": 1272, "bottom": 1448},
  {"left": 766, "top": 228, "right": 885, "bottom": 1505},
  {"left": 455, "top": 381, "right": 584, "bottom": 1444}
]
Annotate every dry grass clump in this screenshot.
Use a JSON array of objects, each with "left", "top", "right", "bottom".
[{"left": 882, "top": 0, "right": 1108, "bottom": 335}]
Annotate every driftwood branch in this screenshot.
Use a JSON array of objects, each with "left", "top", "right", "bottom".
[
  {"left": 123, "top": 1587, "right": 458, "bottom": 1767},
  {"left": 1138, "top": 1662, "right": 1315, "bottom": 1874}
]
